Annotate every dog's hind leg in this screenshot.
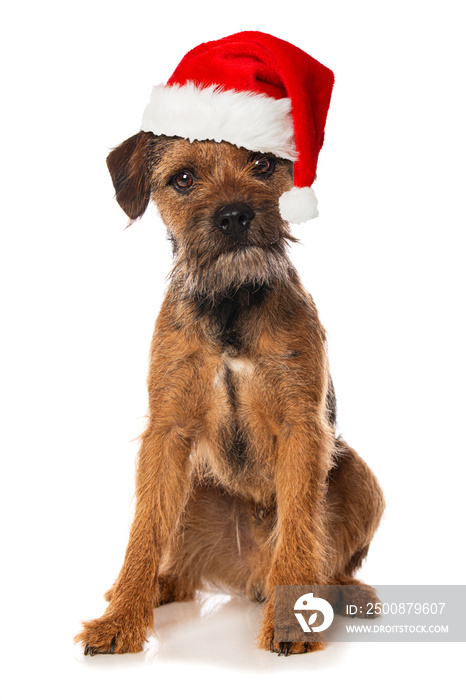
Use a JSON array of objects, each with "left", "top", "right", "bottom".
[
  {"left": 326, "top": 438, "right": 385, "bottom": 615},
  {"left": 327, "top": 438, "right": 384, "bottom": 570}
]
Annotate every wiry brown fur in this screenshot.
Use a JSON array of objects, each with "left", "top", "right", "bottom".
[{"left": 75, "top": 133, "right": 384, "bottom": 656}]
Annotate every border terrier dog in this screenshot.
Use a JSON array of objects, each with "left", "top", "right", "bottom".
[{"left": 75, "top": 32, "right": 384, "bottom": 657}]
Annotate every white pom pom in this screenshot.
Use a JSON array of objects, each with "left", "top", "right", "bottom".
[{"left": 279, "top": 187, "right": 319, "bottom": 224}]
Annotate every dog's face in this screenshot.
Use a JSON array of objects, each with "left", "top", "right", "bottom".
[{"left": 107, "top": 132, "right": 295, "bottom": 297}]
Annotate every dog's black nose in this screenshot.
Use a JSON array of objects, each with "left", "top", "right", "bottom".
[{"left": 214, "top": 203, "right": 254, "bottom": 236}]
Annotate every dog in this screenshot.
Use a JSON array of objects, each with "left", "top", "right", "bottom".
[{"left": 75, "top": 132, "right": 385, "bottom": 656}]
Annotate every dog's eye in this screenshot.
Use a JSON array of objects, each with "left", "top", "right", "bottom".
[
  {"left": 171, "top": 170, "right": 195, "bottom": 192},
  {"left": 251, "top": 156, "right": 277, "bottom": 178}
]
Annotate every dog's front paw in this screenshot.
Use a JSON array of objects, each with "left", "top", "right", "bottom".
[
  {"left": 257, "top": 603, "right": 326, "bottom": 656},
  {"left": 258, "top": 626, "right": 325, "bottom": 656},
  {"left": 269, "top": 639, "right": 325, "bottom": 655},
  {"left": 74, "top": 610, "right": 148, "bottom": 655}
]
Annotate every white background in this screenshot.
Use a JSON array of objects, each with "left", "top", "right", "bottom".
[{"left": 1, "top": 1, "right": 465, "bottom": 698}]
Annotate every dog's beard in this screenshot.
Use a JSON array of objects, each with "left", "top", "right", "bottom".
[{"left": 171, "top": 240, "right": 293, "bottom": 299}]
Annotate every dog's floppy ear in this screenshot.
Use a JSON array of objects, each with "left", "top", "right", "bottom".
[{"left": 106, "top": 131, "right": 153, "bottom": 221}]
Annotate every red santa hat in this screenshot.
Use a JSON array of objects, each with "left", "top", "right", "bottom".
[{"left": 141, "top": 31, "right": 334, "bottom": 224}]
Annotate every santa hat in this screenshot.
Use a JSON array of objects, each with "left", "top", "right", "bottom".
[{"left": 141, "top": 31, "right": 334, "bottom": 224}]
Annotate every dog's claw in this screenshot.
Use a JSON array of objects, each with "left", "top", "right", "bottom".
[
  {"left": 277, "top": 641, "right": 293, "bottom": 657},
  {"left": 83, "top": 636, "right": 117, "bottom": 656},
  {"left": 271, "top": 640, "right": 309, "bottom": 656}
]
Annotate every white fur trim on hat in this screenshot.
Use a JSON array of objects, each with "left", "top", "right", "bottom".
[
  {"left": 279, "top": 187, "right": 319, "bottom": 224},
  {"left": 141, "top": 82, "right": 297, "bottom": 161}
]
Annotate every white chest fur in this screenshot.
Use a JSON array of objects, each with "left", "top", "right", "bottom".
[{"left": 212, "top": 354, "right": 254, "bottom": 391}]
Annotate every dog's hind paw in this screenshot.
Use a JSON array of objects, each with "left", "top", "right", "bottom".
[{"left": 334, "top": 580, "right": 382, "bottom": 618}]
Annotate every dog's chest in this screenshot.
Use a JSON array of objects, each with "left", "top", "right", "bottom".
[
  {"left": 195, "top": 284, "right": 268, "bottom": 351},
  {"left": 213, "top": 354, "right": 255, "bottom": 469},
  {"left": 192, "top": 352, "right": 275, "bottom": 500}
]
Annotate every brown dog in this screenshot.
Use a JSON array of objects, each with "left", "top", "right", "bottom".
[{"left": 75, "top": 133, "right": 384, "bottom": 656}]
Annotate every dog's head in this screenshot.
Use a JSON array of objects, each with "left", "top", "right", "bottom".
[{"left": 107, "top": 132, "right": 295, "bottom": 297}]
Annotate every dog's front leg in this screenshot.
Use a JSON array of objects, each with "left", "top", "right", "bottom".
[
  {"left": 75, "top": 361, "right": 204, "bottom": 655},
  {"left": 259, "top": 416, "right": 333, "bottom": 655}
]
